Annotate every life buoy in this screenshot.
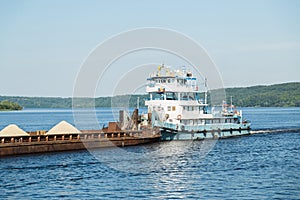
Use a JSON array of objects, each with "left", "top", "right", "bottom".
[{"left": 177, "top": 115, "right": 182, "bottom": 120}]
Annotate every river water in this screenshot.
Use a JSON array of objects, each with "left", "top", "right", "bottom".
[{"left": 0, "top": 107, "right": 299, "bottom": 199}]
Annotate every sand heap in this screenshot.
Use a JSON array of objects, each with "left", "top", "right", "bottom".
[
  {"left": 46, "top": 121, "right": 81, "bottom": 135},
  {"left": 0, "top": 124, "right": 29, "bottom": 137}
]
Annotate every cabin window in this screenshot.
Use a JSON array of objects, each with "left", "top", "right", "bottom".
[
  {"left": 181, "top": 92, "right": 195, "bottom": 100},
  {"left": 152, "top": 92, "right": 164, "bottom": 100},
  {"left": 167, "top": 106, "right": 171, "bottom": 111},
  {"left": 172, "top": 106, "right": 176, "bottom": 111},
  {"left": 174, "top": 93, "right": 179, "bottom": 100},
  {"left": 166, "top": 92, "right": 176, "bottom": 100},
  {"left": 177, "top": 79, "right": 184, "bottom": 84},
  {"left": 214, "top": 119, "right": 219, "bottom": 124}
]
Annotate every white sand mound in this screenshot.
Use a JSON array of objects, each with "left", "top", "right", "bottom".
[
  {"left": 0, "top": 124, "right": 29, "bottom": 137},
  {"left": 46, "top": 121, "right": 81, "bottom": 135}
]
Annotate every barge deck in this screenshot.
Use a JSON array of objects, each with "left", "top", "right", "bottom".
[{"left": 0, "top": 130, "right": 160, "bottom": 157}]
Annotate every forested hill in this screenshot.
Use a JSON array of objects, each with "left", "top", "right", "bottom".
[
  {"left": 0, "top": 82, "right": 299, "bottom": 108},
  {"left": 225, "top": 82, "right": 300, "bottom": 107}
]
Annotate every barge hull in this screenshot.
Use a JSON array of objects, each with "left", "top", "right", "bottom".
[{"left": 0, "top": 136, "right": 160, "bottom": 157}]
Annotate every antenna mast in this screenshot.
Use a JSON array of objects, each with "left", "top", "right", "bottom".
[{"left": 204, "top": 78, "right": 208, "bottom": 104}]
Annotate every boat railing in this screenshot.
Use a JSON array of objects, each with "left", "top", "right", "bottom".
[
  {"left": 158, "top": 122, "right": 246, "bottom": 132},
  {"left": 162, "top": 123, "right": 178, "bottom": 130},
  {"left": 0, "top": 130, "right": 151, "bottom": 145}
]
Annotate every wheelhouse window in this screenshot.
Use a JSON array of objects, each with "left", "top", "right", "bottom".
[
  {"left": 181, "top": 92, "right": 196, "bottom": 100},
  {"left": 151, "top": 92, "right": 164, "bottom": 100},
  {"left": 166, "top": 92, "right": 178, "bottom": 100},
  {"left": 177, "top": 79, "right": 187, "bottom": 85}
]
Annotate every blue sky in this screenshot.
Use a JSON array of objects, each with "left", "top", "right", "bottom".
[{"left": 0, "top": 0, "right": 299, "bottom": 97}]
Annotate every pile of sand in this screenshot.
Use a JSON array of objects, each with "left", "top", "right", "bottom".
[
  {"left": 46, "top": 121, "right": 81, "bottom": 135},
  {"left": 0, "top": 124, "right": 29, "bottom": 137}
]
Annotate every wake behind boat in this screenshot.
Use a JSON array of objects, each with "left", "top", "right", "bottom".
[{"left": 141, "top": 65, "right": 251, "bottom": 140}]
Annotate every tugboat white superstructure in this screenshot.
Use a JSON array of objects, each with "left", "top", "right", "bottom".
[{"left": 143, "top": 65, "right": 251, "bottom": 140}]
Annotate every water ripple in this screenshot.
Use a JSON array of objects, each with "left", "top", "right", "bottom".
[{"left": 0, "top": 108, "right": 300, "bottom": 199}]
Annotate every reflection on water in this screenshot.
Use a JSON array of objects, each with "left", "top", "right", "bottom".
[{"left": 0, "top": 107, "right": 299, "bottom": 199}]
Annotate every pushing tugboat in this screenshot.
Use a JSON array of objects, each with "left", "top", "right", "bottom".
[{"left": 141, "top": 65, "right": 251, "bottom": 140}]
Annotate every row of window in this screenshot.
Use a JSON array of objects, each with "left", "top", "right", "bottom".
[
  {"left": 152, "top": 78, "right": 185, "bottom": 84},
  {"left": 183, "top": 106, "right": 204, "bottom": 111},
  {"left": 150, "top": 92, "right": 198, "bottom": 101},
  {"left": 153, "top": 106, "right": 176, "bottom": 112},
  {"left": 181, "top": 118, "right": 235, "bottom": 125}
]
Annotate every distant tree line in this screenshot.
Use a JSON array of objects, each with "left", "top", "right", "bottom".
[
  {"left": 0, "top": 82, "right": 299, "bottom": 108},
  {"left": 225, "top": 82, "right": 300, "bottom": 107},
  {"left": 0, "top": 100, "right": 23, "bottom": 111}
]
